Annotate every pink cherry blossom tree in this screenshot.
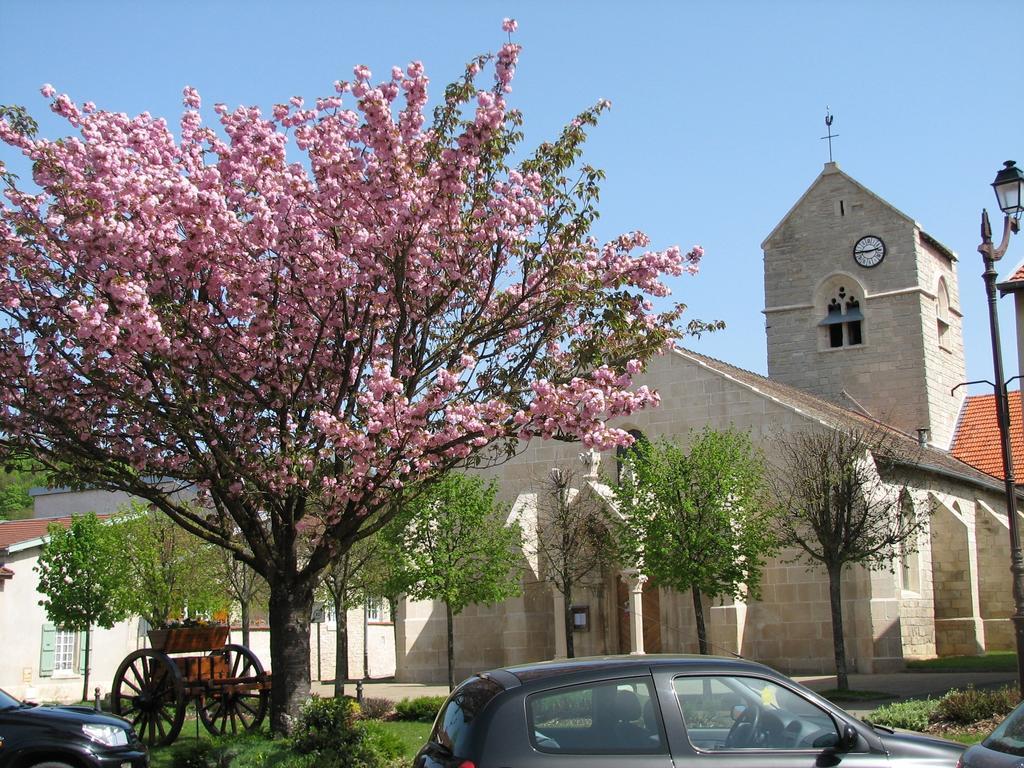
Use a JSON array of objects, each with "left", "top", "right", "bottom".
[{"left": 0, "top": 24, "right": 707, "bottom": 731}]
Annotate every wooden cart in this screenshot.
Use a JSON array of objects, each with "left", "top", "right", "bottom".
[{"left": 110, "top": 625, "right": 270, "bottom": 747}]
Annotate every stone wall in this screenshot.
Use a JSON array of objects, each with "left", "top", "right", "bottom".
[{"left": 976, "top": 499, "right": 1017, "bottom": 651}]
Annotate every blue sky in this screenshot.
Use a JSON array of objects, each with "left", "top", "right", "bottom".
[{"left": 3, "top": 0, "right": 1023, "bottom": 390}]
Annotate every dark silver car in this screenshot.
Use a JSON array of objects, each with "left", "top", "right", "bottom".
[
  {"left": 958, "top": 697, "right": 1024, "bottom": 767},
  {"left": 414, "top": 654, "right": 964, "bottom": 767}
]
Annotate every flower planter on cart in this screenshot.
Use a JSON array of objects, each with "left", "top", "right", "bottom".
[{"left": 110, "top": 625, "right": 270, "bottom": 747}]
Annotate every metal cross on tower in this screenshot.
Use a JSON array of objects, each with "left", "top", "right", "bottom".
[{"left": 821, "top": 108, "right": 839, "bottom": 162}]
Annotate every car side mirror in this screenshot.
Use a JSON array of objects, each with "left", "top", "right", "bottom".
[
  {"left": 813, "top": 723, "right": 858, "bottom": 752},
  {"left": 837, "top": 723, "right": 858, "bottom": 752}
]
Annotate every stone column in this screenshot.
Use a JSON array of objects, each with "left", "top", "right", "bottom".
[
  {"left": 620, "top": 568, "right": 648, "bottom": 655},
  {"left": 552, "top": 587, "right": 568, "bottom": 660}
]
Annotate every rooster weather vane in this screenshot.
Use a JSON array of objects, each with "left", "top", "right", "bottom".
[{"left": 821, "top": 108, "right": 839, "bottom": 163}]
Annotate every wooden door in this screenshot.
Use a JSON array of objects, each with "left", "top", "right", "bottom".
[{"left": 616, "top": 576, "right": 661, "bottom": 654}]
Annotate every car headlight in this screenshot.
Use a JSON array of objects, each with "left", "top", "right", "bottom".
[{"left": 82, "top": 723, "right": 129, "bottom": 747}]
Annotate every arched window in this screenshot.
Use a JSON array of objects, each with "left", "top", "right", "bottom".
[
  {"left": 616, "top": 429, "right": 647, "bottom": 484},
  {"left": 936, "top": 277, "right": 951, "bottom": 350},
  {"left": 818, "top": 284, "right": 864, "bottom": 349}
]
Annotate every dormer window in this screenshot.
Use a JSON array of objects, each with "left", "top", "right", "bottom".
[{"left": 819, "top": 286, "right": 864, "bottom": 348}]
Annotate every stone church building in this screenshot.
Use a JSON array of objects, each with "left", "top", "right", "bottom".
[{"left": 396, "top": 162, "right": 1020, "bottom": 684}]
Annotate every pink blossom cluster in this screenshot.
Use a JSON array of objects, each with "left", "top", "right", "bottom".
[{"left": 0, "top": 22, "right": 701, "bottom": 541}]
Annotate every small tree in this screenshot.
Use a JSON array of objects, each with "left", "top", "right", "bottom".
[
  {"left": 35, "top": 513, "right": 130, "bottom": 701},
  {"left": 111, "top": 503, "right": 228, "bottom": 627},
  {"left": 215, "top": 544, "right": 266, "bottom": 648},
  {"left": 385, "top": 473, "right": 523, "bottom": 690},
  {"left": 534, "top": 466, "right": 614, "bottom": 658},
  {"left": 614, "top": 428, "right": 774, "bottom": 654},
  {"left": 771, "top": 424, "right": 926, "bottom": 691},
  {"left": 319, "top": 535, "right": 383, "bottom": 696}
]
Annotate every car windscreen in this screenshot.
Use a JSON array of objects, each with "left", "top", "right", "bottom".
[
  {"left": 430, "top": 676, "right": 504, "bottom": 757},
  {"left": 983, "top": 702, "right": 1024, "bottom": 756}
]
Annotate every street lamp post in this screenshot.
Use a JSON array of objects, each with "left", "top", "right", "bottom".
[{"left": 979, "top": 160, "right": 1024, "bottom": 696}]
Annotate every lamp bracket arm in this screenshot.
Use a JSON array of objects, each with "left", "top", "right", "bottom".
[{"left": 980, "top": 210, "right": 1019, "bottom": 262}]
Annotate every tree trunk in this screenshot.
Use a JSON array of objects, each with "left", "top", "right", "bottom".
[
  {"left": 445, "top": 602, "right": 455, "bottom": 692},
  {"left": 692, "top": 587, "right": 708, "bottom": 655},
  {"left": 826, "top": 563, "right": 849, "bottom": 691},
  {"left": 268, "top": 579, "right": 315, "bottom": 734},
  {"left": 240, "top": 599, "right": 251, "bottom": 649},
  {"left": 564, "top": 581, "right": 575, "bottom": 659},
  {"left": 334, "top": 593, "right": 348, "bottom": 698},
  {"left": 81, "top": 625, "right": 91, "bottom": 703}
]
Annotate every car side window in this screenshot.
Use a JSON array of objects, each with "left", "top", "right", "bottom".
[
  {"left": 674, "top": 675, "right": 840, "bottom": 752},
  {"left": 527, "top": 678, "right": 666, "bottom": 754}
]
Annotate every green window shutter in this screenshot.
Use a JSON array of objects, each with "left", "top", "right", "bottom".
[
  {"left": 39, "top": 623, "right": 55, "bottom": 677},
  {"left": 78, "top": 630, "right": 88, "bottom": 675}
]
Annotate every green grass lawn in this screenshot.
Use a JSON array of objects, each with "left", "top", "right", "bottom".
[
  {"left": 907, "top": 652, "right": 1017, "bottom": 673},
  {"left": 377, "top": 719, "right": 431, "bottom": 755}
]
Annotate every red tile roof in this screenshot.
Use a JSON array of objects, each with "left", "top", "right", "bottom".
[
  {"left": 0, "top": 514, "right": 111, "bottom": 550},
  {"left": 0, "top": 517, "right": 72, "bottom": 549},
  {"left": 951, "top": 391, "right": 1024, "bottom": 481}
]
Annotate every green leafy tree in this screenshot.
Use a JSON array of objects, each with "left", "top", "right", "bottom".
[
  {"left": 0, "top": 458, "right": 45, "bottom": 520},
  {"left": 110, "top": 503, "right": 229, "bottom": 628},
  {"left": 0, "top": 474, "right": 32, "bottom": 519},
  {"left": 614, "top": 428, "right": 775, "bottom": 655},
  {"left": 35, "top": 513, "right": 131, "bottom": 701},
  {"left": 771, "top": 425, "right": 926, "bottom": 691},
  {"left": 534, "top": 466, "right": 615, "bottom": 658},
  {"left": 385, "top": 474, "right": 523, "bottom": 690}
]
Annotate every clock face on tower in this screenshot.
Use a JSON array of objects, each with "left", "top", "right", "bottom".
[{"left": 853, "top": 235, "right": 886, "bottom": 268}]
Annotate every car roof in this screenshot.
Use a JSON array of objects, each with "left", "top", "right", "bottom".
[{"left": 484, "top": 653, "right": 777, "bottom": 688}]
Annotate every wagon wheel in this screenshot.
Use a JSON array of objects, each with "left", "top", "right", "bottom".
[
  {"left": 111, "top": 648, "right": 187, "bottom": 747},
  {"left": 197, "top": 644, "right": 268, "bottom": 736}
]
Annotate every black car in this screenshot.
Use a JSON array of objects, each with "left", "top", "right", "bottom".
[
  {"left": 414, "top": 654, "right": 964, "bottom": 767},
  {"left": 0, "top": 688, "right": 148, "bottom": 768},
  {"left": 958, "top": 696, "right": 1024, "bottom": 767}
]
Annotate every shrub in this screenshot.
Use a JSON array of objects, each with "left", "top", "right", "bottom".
[
  {"left": 359, "top": 696, "right": 396, "bottom": 720},
  {"left": 289, "top": 696, "right": 393, "bottom": 768},
  {"left": 932, "top": 686, "right": 1020, "bottom": 726},
  {"left": 291, "top": 696, "right": 362, "bottom": 754},
  {"left": 394, "top": 695, "right": 446, "bottom": 722},
  {"left": 170, "top": 740, "right": 221, "bottom": 768},
  {"left": 866, "top": 698, "right": 939, "bottom": 732}
]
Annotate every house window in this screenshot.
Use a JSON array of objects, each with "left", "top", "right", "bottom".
[
  {"left": 936, "top": 277, "right": 951, "bottom": 351},
  {"left": 366, "top": 597, "right": 391, "bottom": 624},
  {"left": 54, "top": 629, "right": 77, "bottom": 673},
  {"left": 819, "top": 286, "right": 864, "bottom": 349}
]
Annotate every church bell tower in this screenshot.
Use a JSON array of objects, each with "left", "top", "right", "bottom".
[{"left": 762, "top": 162, "right": 965, "bottom": 448}]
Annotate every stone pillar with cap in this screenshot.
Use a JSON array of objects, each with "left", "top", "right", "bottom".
[{"left": 620, "top": 568, "right": 648, "bottom": 655}]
